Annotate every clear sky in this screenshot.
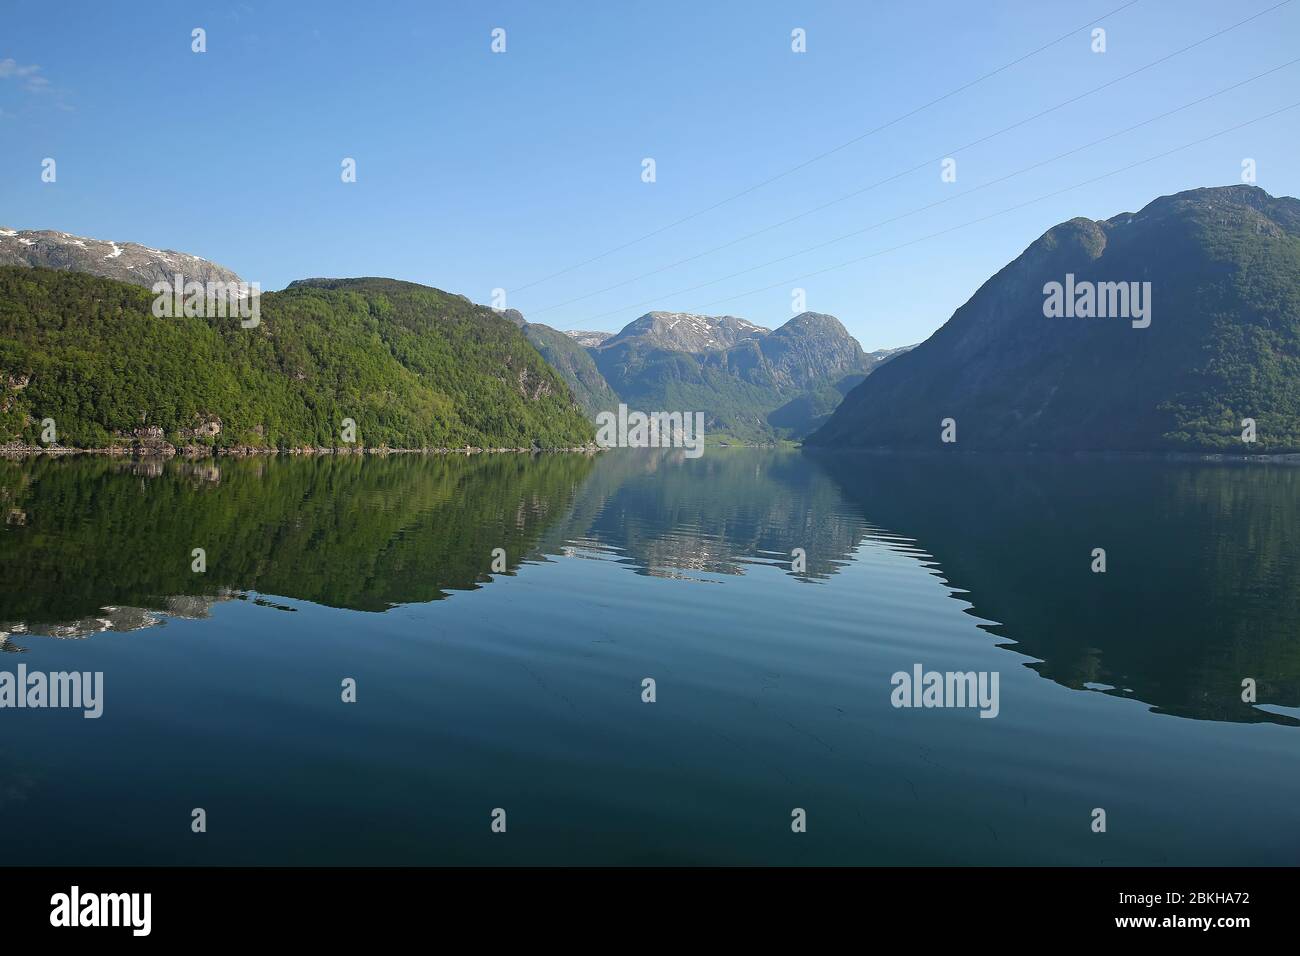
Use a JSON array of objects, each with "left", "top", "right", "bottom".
[{"left": 3, "top": 0, "right": 1298, "bottom": 348}]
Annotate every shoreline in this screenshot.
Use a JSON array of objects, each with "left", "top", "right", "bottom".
[
  {"left": 799, "top": 446, "right": 1300, "bottom": 465},
  {"left": 0, "top": 442, "right": 603, "bottom": 460},
  {"left": 4, "top": 442, "right": 1298, "bottom": 464}
]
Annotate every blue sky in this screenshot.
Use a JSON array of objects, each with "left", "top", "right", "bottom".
[{"left": 3, "top": 0, "right": 1298, "bottom": 348}]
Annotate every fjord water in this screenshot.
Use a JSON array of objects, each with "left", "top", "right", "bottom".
[{"left": 1, "top": 450, "right": 1296, "bottom": 865}]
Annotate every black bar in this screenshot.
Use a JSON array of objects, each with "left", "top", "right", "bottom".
[{"left": 0, "top": 866, "right": 1281, "bottom": 941}]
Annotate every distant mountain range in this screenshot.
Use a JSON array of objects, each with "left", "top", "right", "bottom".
[
  {"left": 14, "top": 185, "right": 1289, "bottom": 456},
  {"left": 809, "top": 185, "right": 1300, "bottom": 454},
  {"left": 585, "top": 309, "right": 903, "bottom": 442},
  {"left": 600, "top": 311, "right": 770, "bottom": 353},
  {"left": 0, "top": 225, "right": 899, "bottom": 445},
  {"left": 509, "top": 306, "right": 910, "bottom": 442},
  {"left": 866, "top": 346, "right": 915, "bottom": 365},
  {"left": 565, "top": 330, "right": 614, "bottom": 348},
  {"left": 507, "top": 308, "right": 909, "bottom": 443}
]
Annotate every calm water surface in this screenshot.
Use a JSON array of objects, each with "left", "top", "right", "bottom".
[{"left": 1, "top": 449, "right": 1297, "bottom": 865}]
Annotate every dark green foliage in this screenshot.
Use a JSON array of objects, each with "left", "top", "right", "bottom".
[
  {"left": 809, "top": 186, "right": 1300, "bottom": 452},
  {"left": 0, "top": 271, "right": 594, "bottom": 449}
]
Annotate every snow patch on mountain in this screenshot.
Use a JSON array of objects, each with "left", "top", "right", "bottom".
[{"left": 0, "top": 227, "right": 243, "bottom": 290}]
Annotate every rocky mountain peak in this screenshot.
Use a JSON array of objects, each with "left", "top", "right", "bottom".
[
  {"left": 0, "top": 227, "right": 243, "bottom": 290},
  {"left": 602, "top": 311, "right": 771, "bottom": 353},
  {"left": 563, "top": 330, "right": 614, "bottom": 348}
]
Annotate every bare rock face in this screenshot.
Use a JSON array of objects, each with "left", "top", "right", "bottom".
[
  {"left": 757, "top": 312, "right": 873, "bottom": 390},
  {"left": 564, "top": 330, "right": 614, "bottom": 348},
  {"left": 866, "top": 345, "right": 916, "bottom": 364},
  {"left": 600, "top": 311, "right": 771, "bottom": 353},
  {"left": 0, "top": 227, "right": 243, "bottom": 290},
  {"left": 127, "top": 425, "right": 175, "bottom": 457},
  {"left": 0, "top": 372, "right": 29, "bottom": 414},
  {"left": 179, "top": 417, "right": 223, "bottom": 441}
]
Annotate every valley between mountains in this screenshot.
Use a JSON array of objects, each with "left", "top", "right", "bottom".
[{"left": 3, "top": 184, "right": 1298, "bottom": 456}]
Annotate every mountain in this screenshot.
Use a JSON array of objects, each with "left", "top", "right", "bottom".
[
  {"left": 0, "top": 270, "right": 593, "bottom": 451},
  {"left": 0, "top": 226, "right": 615, "bottom": 428},
  {"left": 0, "top": 224, "right": 900, "bottom": 446},
  {"left": 501, "top": 310, "right": 621, "bottom": 417},
  {"left": 0, "top": 227, "right": 243, "bottom": 289},
  {"left": 564, "top": 330, "right": 614, "bottom": 348},
  {"left": 867, "top": 345, "right": 916, "bottom": 364},
  {"left": 808, "top": 186, "right": 1300, "bottom": 453},
  {"left": 749, "top": 312, "right": 872, "bottom": 390},
  {"left": 602, "top": 311, "right": 770, "bottom": 352},
  {"left": 765, "top": 374, "right": 872, "bottom": 437},
  {"left": 514, "top": 308, "right": 906, "bottom": 439},
  {"left": 590, "top": 310, "right": 898, "bottom": 442}
]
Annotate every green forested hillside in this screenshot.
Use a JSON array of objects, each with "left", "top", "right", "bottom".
[
  {"left": 0, "top": 270, "right": 594, "bottom": 450},
  {"left": 809, "top": 186, "right": 1300, "bottom": 453}
]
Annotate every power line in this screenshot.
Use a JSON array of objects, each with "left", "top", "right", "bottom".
[
  {"left": 508, "top": 0, "right": 1144, "bottom": 294},
  {"left": 529, "top": 0, "right": 1294, "bottom": 319},
  {"left": 567, "top": 56, "right": 1299, "bottom": 326},
  {"left": 692, "top": 101, "right": 1300, "bottom": 312}
]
